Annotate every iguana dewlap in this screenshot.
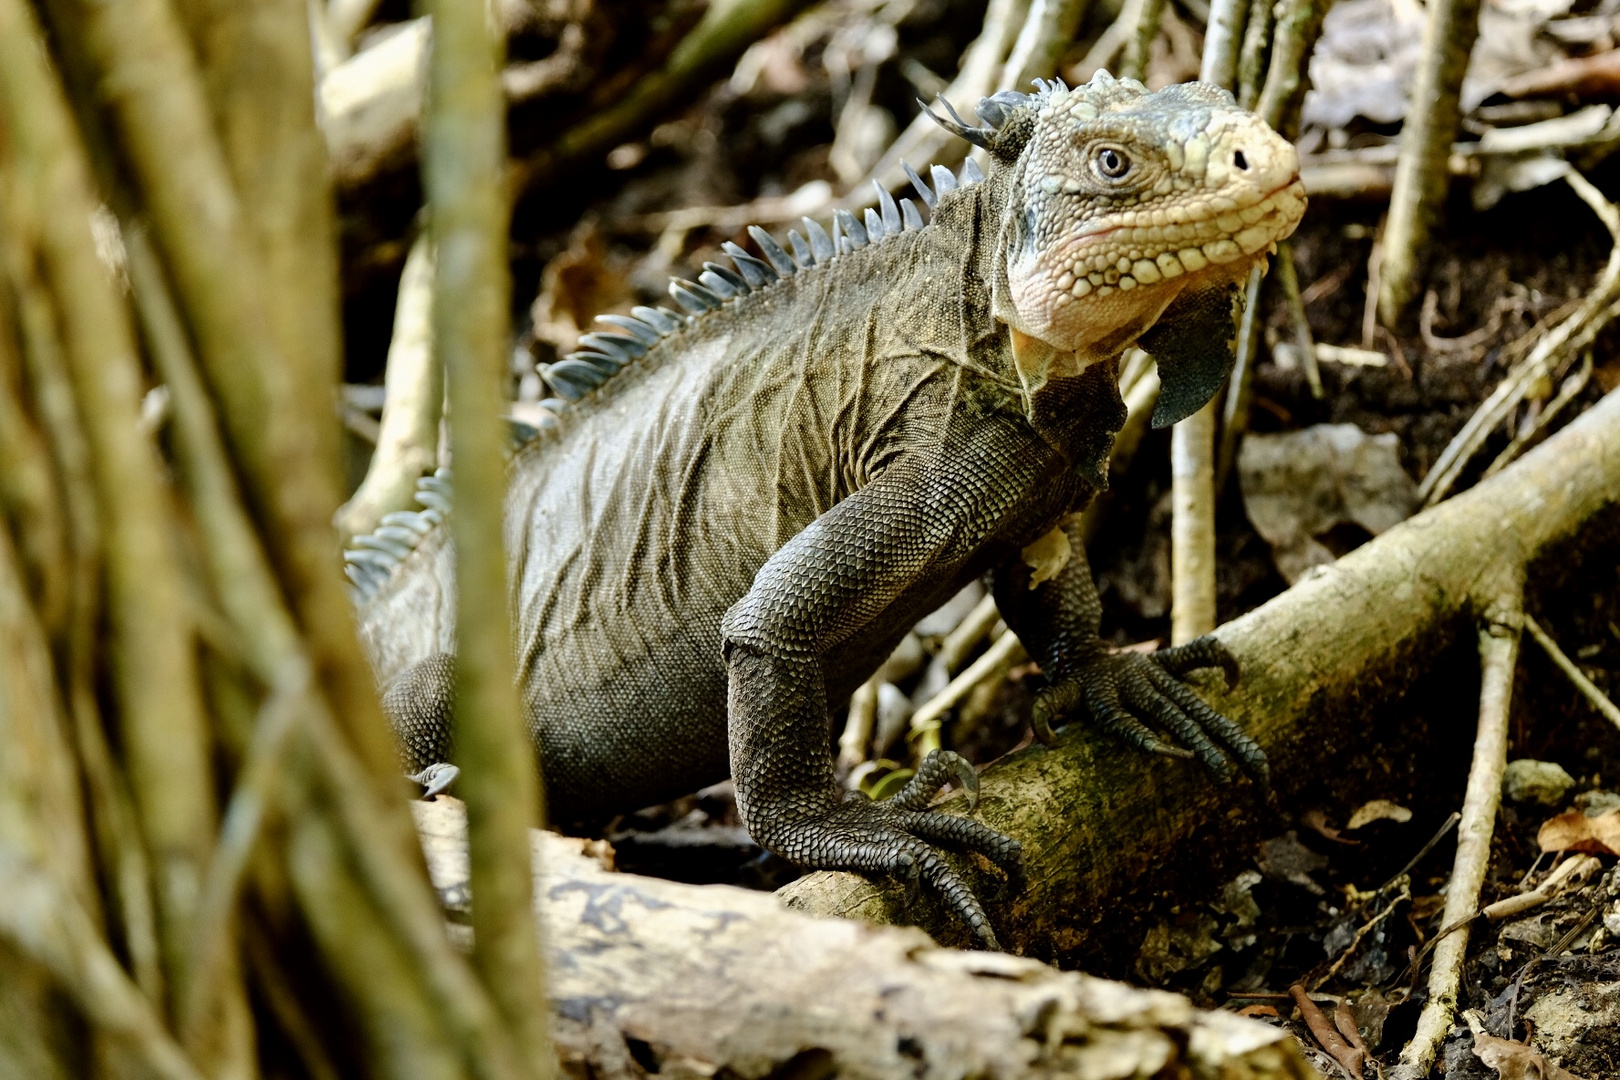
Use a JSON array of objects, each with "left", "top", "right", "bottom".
[{"left": 350, "top": 72, "right": 1305, "bottom": 948}]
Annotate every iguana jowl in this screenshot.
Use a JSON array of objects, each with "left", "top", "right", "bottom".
[{"left": 350, "top": 72, "right": 1306, "bottom": 948}]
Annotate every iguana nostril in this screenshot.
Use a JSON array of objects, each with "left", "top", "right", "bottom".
[{"left": 1234, "top": 150, "right": 1249, "bottom": 170}]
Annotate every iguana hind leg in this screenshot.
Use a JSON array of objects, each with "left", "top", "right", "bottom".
[{"left": 382, "top": 652, "right": 459, "bottom": 794}]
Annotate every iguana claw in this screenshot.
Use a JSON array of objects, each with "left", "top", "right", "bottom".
[
  {"left": 760, "top": 750, "right": 1022, "bottom": 950},
  {"left": 1032, "top": 641, "right": 1266, "bottom": 783},
  {"left": 409, "top": 762, "right": 460, "bottom": 799}
]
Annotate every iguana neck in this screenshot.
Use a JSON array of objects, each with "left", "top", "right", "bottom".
[{"left": 942, "top": 161, "right": 1129, "bottom": 480}]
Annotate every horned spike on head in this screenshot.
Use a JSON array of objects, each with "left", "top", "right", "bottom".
[
  {"left": 973, "top": 90, "right": 1030, "bottom": 130},
  {"left": 918, "top": 95, "right": 995, "bottom": 149}
]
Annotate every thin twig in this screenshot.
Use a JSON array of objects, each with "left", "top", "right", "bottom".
[
  {"left": 0, "top": 468, "right": 99, "bottom": 918},
  {"left": 933, "top": 594, "right": 1004, "bottom": 677},
  {"left": 335, "top": 232, "right": 443, "bottom": 546},
  {"left": 60, "top": 0, "right": 403, "bottom": 782},
  {"left": 1215, "top": 264, "right": 1266, "bottom": 490},
  {"left": 1523, "top": 612, "right": 1620, "bottom": 735},
  {"left": 999, "top": 0, "right": 1092, "bottom": 93},
  {"left": 1170, "top": 400, "right": 1218, "bottom": 643},
  {"left": 0, "top": 202, "right": 166, "bottom": 1006},
  {"left": 0, "top": 277, "right": 69, "bottom": 637},
  {"left": 855, "top": 0, "right": 1030, "bottom": 203},
  {"left": 1480, "top": 352, "right": 1594, "bottom": 481},
  {"left": 1119, "top": 0, "right": 1168, "bottom": 83},
  {"left": 0, "top": 0, "right": 221, "bottom": 1014},
  {"left": 1395, "top": 608, "right": 1520, "bottom": 1080},
  {"left": 1276, "top": 242, "right": 1324, "bottom": 399},
  {"left": 1199, "top": 0, "right": 1249, "bottom": 88},
  {"left": 181, "top": 662, "right": 308, "bottom": 1047},
  {"left": 512, "top": 0, "right": 820, "bottom": 199},
  {"left": 0, "top": 852, "right": 206, "bottom": 1080},
  {"left": 1235, "top": 0, "right": 1274, "bottom": 109},
  {"left": 1254, "top": 0, "right": 1331, "bottom": 132},
  {"left": 1482, "top": 853, "right": 1601, "bottom": 922},
  {"left": 839, "top": 675, "right": 881, "bottom": 774},
  {"left": 909, "top": 629, "right": 1030, "bottom": 754},
  {"left": 1378, "top": 811, "right": 1459, "bottom": 895},
  {"left": 1311, "top": 881, "right": 1409, "bottom": 990},
  {"left": 302, "top": 690, "right": 531, "bottom": 1080},
  {"left": 1420, "top": 169, "right": 1620, "bottom": 506},
  {"left": 1375, "top": 0, "right": 1486, "bottom": 324},
  {"left": 243, "top": 924, "right": 344, "bottom": 1080},
  {"left": 126, "top": 167, "right": 517, "bottom": 1080}
]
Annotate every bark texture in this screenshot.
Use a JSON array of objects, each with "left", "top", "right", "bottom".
[{"left": 413, "top": 798, "right": 1319, "bottom": 1080}]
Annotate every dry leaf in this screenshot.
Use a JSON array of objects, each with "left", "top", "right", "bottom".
[
  {"left": 1537, "top": 808, "right": 1620, "bottom": 855},
  {"left": 1348, "top": 799, "right": 1413, "bottom": 829},
  {"left": 1303, "top": 809, "right": 1358, "bottom": 845},
  {"left": 529, "top": 220, "right": 630, "bottom": 354},
  {"left": 1020, "top": 525, "right": 1072, "bottom": 588},
  {"left": 1466, "top": 1012, "right": 1590, "bottom": 1080},
  {"left": 1238, "top": 424, "right": 1418, "bottom": 583},
  {"left": 1290, "top": 985, "right": 1365, "bottom": 1077}
]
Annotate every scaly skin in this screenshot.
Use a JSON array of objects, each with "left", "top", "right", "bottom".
[{"left": 354, "top": 72, "right": 1304, "bottom": 948}]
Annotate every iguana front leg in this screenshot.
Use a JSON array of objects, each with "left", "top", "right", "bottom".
[
  {"left": 993, "top": 515, "right": 1267, "bottom": 783},
  {"left": 721, "top": 456, "right": 1027, "bottom": 949}
]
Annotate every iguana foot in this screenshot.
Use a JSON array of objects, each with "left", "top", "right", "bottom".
[
  {"left": 408, "top": 762, "right": 460, "bottom": 799},
  {"left": 765, "top": 750, "right": 1022, "bottom": 949},
  {"left": 1031, "top": 636, "right": 1267, "bottom": 783}
]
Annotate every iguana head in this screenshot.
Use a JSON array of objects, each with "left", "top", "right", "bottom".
[{"left": 943, "top": 72, "right": 1305, "bottom": 425}]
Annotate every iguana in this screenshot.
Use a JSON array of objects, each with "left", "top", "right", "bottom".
[{"left": 348, "top": 71, "right": 1306, "bottom": 948}]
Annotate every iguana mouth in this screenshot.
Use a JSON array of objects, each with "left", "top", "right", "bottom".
[
  {"left": 1068, "top": 173, "right": 1301, "bottom": 246},
  {"left": 1051, "top": 174, "right": 1307, "bottom": 301}
]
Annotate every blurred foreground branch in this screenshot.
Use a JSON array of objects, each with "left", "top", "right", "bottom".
[
  {"left": 423, "top": 0, "right": 554, "bottom": 1067},
  {"left": 0, "top": 0, "right": 563, "bottom": 1074}
]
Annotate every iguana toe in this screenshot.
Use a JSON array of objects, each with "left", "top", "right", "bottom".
[
  {"left": 408, "top": 762, "right": 460, "bottom": 799},
  {"left": 1033, "top": 648, "right": 1266, "bottom": 782},
  {"left": 888, "top": 748, "right": 980, "bottom": 812},
  {"left": 760, "top": 758, "right": 1021, "bottom": 949},
  {"left": 1153, "top": 634, "right": 1241, "bottom": 690}
]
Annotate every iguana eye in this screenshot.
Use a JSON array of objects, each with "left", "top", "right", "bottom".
[{"left": 1094, "top": 147, "right": 1131, "bottom": 180}]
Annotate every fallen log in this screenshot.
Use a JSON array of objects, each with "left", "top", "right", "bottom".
[
  {"left": 781, "top": 388, "right": 1620, "bottom": 958},
  {"left": 412, "top": 798, "right": 1319, "bottom": 1079}
]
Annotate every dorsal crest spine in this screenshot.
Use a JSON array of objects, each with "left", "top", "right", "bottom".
[
  {"left": 535, "top": 153, "right": 987, "bottom": 406},
  {"left": 346, "top": 151, "right": 991, "bottom": 601}
]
